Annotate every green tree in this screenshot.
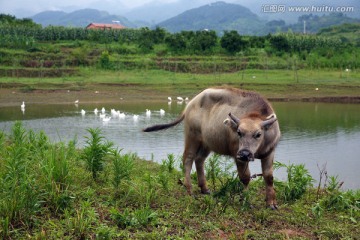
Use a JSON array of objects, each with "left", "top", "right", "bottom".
[
  {"left": 190, "top": 30, "right": 218, "bottom": 53},
  {"left": 0, "top": 14, "right": 40, "bottom": 28},
  {"left": 165, "top": 33, "right": 187, "bottom": 53},
  {"left": 269, "top": 34, "right": 291, "bottom": 54},
  {"left": 220, "top": 30, "right": 248, "bottom": 54},
  {"left": 151, "top": 26, "right": 167, "bottom": 44},
  {"left": 138, "top": 27, "right": 155, "bottom": 52}
]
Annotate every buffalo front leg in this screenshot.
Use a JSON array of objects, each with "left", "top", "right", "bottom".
[
  {"left": 261, "top": 152, "right": 277, "bottom": 210},
  {"left": 235, "top": 160, "right": 251, "bottom": 206},
  {"left": 235, "top": 161, "right": 251, "bottom": 188},
  {"left": 194, "top": 147, "right": 210, "bottom": 194}
]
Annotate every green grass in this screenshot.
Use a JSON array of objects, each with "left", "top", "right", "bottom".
[
  {"left": 2, "top": 67, "right": 358, "bottom": 84},
  {"left": 1, "top": 37, "right": 359, "bottom": 101},
  {"left": 1, "top": 68, "right": 360, "bottom": 101},
  {"left": 0, "top": 123, "right": 359, "bottom": 239}
]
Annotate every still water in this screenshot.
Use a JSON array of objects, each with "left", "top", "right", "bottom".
[{"left": 0, "top": 101, "right": 360, "bottom": 189}]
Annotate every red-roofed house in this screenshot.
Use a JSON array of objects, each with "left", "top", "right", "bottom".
[{"left": 86, "top": 23, "right": 126, "bottom": 30}]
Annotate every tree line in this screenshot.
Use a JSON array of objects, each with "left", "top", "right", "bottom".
[{"left": 1, "top": 14, "right": 359, "bottom": 70}]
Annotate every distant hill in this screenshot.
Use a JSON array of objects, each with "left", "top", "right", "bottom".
[
  {"left": 156, "top": 1, "right": 360, "bottom": 35},
  {"left": 288, "top": 13, "right": 360, "bottom": 33},
  {"left": 238, "top": 0, "right": 360, "bottom": 24},
  {"left": 266, "top": 13, "right": 360, "bottom": 34},
  {"left": 31, "top": 9, "right": 137, "bottom": 28},
  {"left": 157, "top": 1, "right": 266, "bottom": 35},
  {"left": 28, "top": 3, "right": 360, "bottom": 36},
  {"left": 124, "top": 0, "right": 207, "bottom": 25},
  {"left": 317, "top": 23, "right": 360, "bottom": 46}
]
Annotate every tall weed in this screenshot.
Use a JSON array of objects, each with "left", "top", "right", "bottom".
[
  {"left": 82, "top": 128, "right": 113, "bottom": 180},
  {"left": 275, "top": 162, "right": 313, "bottom": 202},
  {"left": 42, "top": 143, "right": 73, "bottom": 213},
  {"left": 205, "top": 154, "right": 222, "bottom": 191},
  {"left": 213, "top": 173, "right": 250, "bottom": 212},
  {"left": 0, "top": 131, "right": 5, "bottom": 153},
  {"left": 9, "top": 121, "right": 27, "bottom": 146},
  {"left": 314, "top": 175, "right": 360, "bottom": 222},
  {"left": 158, "top": 171, "right": 170, "bottom": 192},
  {"left": 28, "top": 129, "right": 50, "bottom": 156},
  {"left": 112, "top": 150, "right": 134, "bottom": 189},
  {"left": 0, "top": 122, "right": 41, "bottom": 234},
  {"left": 161, "top": 153, "right": 176, "bottom": 173}
]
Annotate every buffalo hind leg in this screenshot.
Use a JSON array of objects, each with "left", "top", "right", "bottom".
[
  {"left": 261, "top": 152, "right": 277, "bottom": 210},
  {"left": 194, "top": 147, "right": 210, "bottom": 194},
  {"left": 183, "top": 152, "right": 195, "bottom": 195},
  {"left": 182, "top": 137, "right": 202, "bottom": 195}
]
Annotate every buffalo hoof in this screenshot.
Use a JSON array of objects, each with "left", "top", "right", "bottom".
[
  {"left": 267, "top": 204, "right": 278, "bottom": 210},
  {"left": 201, "top": 189, "right": 211, "bottom": 195}
]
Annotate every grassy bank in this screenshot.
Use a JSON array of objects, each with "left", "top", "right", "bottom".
[
  {"left": 0, "top": 123, "right": 359, "bottom": 239},
  {"left": 1, "top": 68, "right": 360, "bottom": 107},
  {"left": 1, "top": 23, "right": 360, "bottom": 105}
]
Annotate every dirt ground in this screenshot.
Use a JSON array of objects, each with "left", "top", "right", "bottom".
[
  {"left": 0, "top": 86, "right": 172, "bottom": 107},
  {"left": 1, "top": 84, "right": 360, "bottom": 107}
]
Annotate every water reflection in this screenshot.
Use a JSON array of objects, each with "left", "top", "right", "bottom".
[{"left": 0, "top": 101, "right": 359, "bottom": 189}]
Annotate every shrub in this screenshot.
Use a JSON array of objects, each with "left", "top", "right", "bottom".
[{"left": 99, "top": 50, "right": 114, "bottom": 70}]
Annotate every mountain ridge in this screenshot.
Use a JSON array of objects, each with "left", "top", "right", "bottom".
[
  {"left": 29, "top": 2, "right": 360, "bottom": 36},
  {"left": 31, "top": 8, "right": 136, "bottom": 28},
  {"left": 157, "top": 1, "right": 266, "bottom": 34}
]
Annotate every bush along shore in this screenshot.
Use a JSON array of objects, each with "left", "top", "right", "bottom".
[{"left": 0, "top": 122, "right": 359, "bottom": 239}]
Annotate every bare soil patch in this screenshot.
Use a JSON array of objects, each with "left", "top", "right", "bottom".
[{"left": 1, "top": 83, "right": 359, "bottom": 107}]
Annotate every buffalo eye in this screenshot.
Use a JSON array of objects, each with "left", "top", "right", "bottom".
[
  {"left": 237, "top": 130, "right": 243, "bottom": 138},
  {"left": 254, "top": 132, "right": 262, "bottom": 139}
]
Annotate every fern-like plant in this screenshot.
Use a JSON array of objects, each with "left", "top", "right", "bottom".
[{"left": 82, "top": 128, "right": 113, "bottom": 180}]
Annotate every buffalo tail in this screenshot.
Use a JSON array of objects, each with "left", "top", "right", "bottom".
[{"left": 143, "top": 115, "right": 185, "bottom": 132}]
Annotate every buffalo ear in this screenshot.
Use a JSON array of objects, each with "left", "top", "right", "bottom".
[
  {"left": 261, "top": 114, "right": 277, "bottom": 130},
  {"left": 223, "top": 118, "right": 238, "bottom": 131}
]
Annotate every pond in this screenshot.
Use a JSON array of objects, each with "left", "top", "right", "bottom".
[{"left": 0, "top": 101, "right": 360, "bottom": 189}]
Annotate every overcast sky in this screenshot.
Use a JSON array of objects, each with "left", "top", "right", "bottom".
[
  {"left": 1, "top": 0, "right": 358, "bottom": 19},
  {"left": 0, "top": 0, "right": 181, "bottom": 17}
]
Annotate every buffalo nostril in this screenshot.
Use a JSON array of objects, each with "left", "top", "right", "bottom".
[
  {"left": 238, "top": 150, "right": 252, "bottom": 161},
  {"left": 241, "top": 150, "right": 250, "bottom": 157}
]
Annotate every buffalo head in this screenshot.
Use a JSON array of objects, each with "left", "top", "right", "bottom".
[{"left": 224, "top": 112, "right": 278, "bottom": 162}]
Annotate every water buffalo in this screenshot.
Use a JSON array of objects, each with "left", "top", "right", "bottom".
[{"left": 143, "top": 87, "right": 281, "bottom": 209}]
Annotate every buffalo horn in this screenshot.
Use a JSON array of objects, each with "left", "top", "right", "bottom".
[
  {"left": 228, "top": 112, "right": 240, "bottom": 125},
  {"left": 261, "top": 114, "right": 277, "bottom": 129}
]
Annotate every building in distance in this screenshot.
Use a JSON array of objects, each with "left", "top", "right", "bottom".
[{"left": 86, "top": 23, "right": 126, "bottom": 30}]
